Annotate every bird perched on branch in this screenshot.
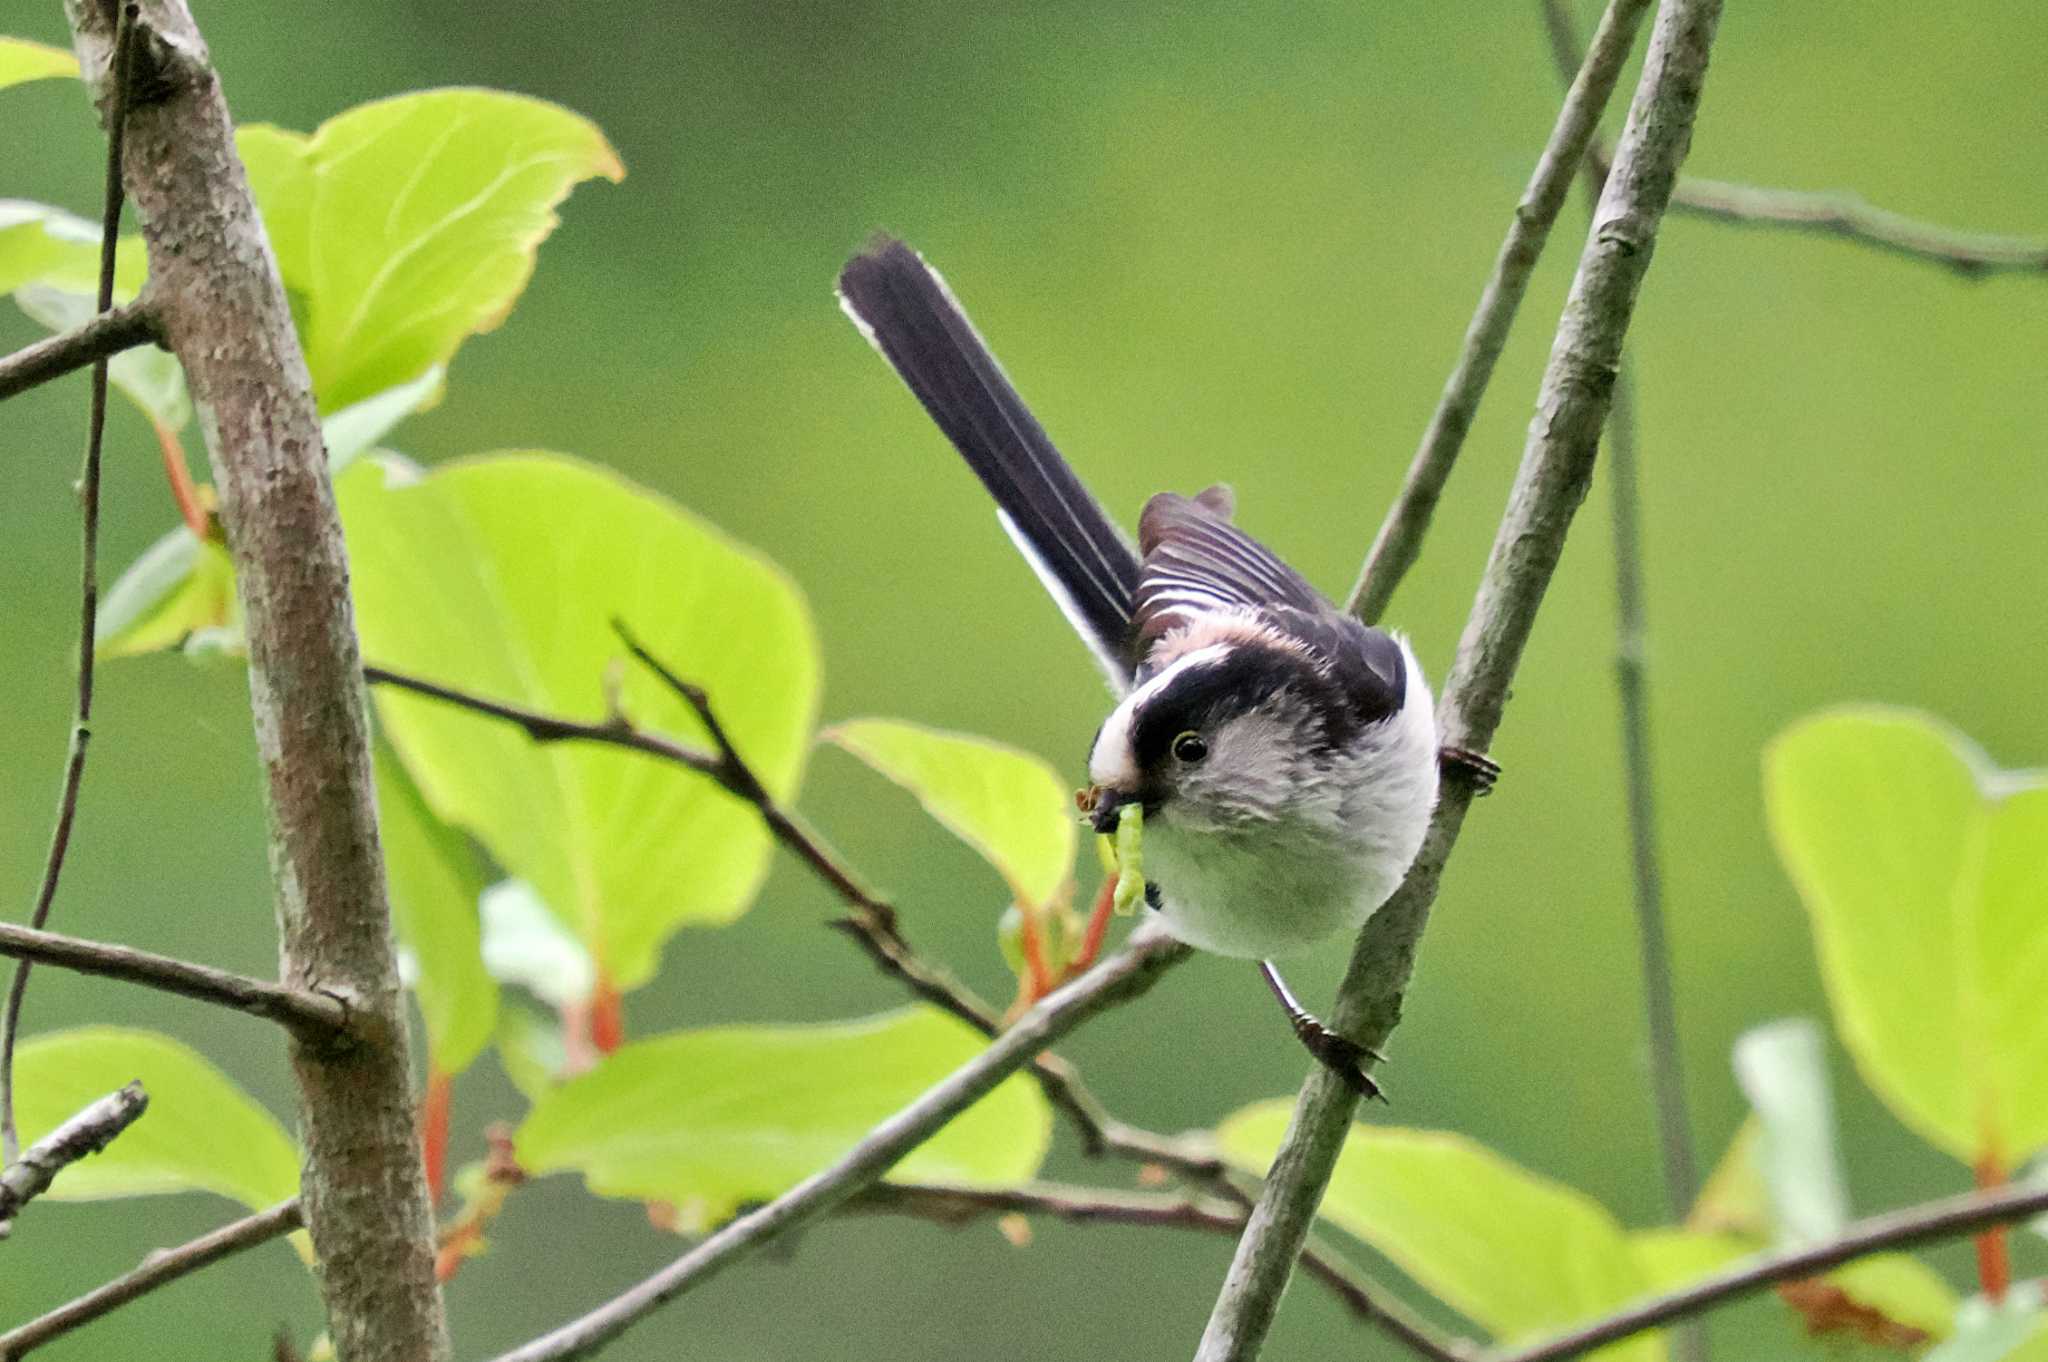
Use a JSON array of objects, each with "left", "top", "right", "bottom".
[{"left": 836, "top": 236, "right": 1495, "bottom": 1095}]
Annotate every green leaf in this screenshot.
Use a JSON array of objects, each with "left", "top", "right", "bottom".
[
  {"left": 94, "top": 527, "right": 239, "bottom": 659},
  {"left": 17, "top": 283, "right": 190, "bottom": 430},
  {"left": 1825, "top": 1255, "right": 1960, "bottom": 1344},
  {"left": 1626, "top": 1229, "right": 1751, "bottom": 1293},
  {"left": 377, "top": 743, "right": 497, "bottom": 1075},
  {"left": 479, "top": 879, "right": 593, "bottom": 1009},
  {"left": 241, "top": 90, "right": 620, "bottom": 411},
  {"left": 826, "top": 718, "right": 1076, "bottom": 910},
  {"left": 1687, "top": 1118, "right": 1769, "bottom": 1236},
  {"left": 516, "top": 1006, "right": 1051, "bottom": 1230},
  {"left": 321, "top": 365, "right": 444, "bottom": 474},
  {"left": 1217, "top": 1102, "right": 1660, "bottom": 1362},
  {"left": 340, "top": 452, "right": 820, "bottom": 990},
  {"left": 1732, "top": 1017, "right": 1850, "bottom": 1245},
  {"left": 0, "top": 36, "right": 78, "bottom": 88},
  {"left": 0, "top": 200, "right": 146, "bottom": 297},
  {"left": 1766, "top": 708, "right": 2048, "bottom": 1167},
  {"left": 11, "top": 1027, "right": 299, "bottom": 1211}
]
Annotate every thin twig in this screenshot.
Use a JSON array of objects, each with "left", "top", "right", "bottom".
[
  {"left": 0, "top": 1197, "right": 304, "bottom": 1358},
  {"left": 364, "top": 659, "right": 1219, "bottom": 1177},
  {"left": 849, "top": 1182, "right": 1474, "bottom": 1362},
  {"left": 484, "top": 925, "right": 1190, "bottom": 1362},
  {"left": 1662, "top": 167, "right": 2048, "bottom": 278},
  {"left": 0, "top": 921, "right": 351, "bottom": 1040},
  {"left": 2, "top": 2, "right": 138, "bottom": 1169},
  {"left": 1540, "top": 0, "right": 1699, "bottom": 1242},
  {"left": 0, "top": 1082, "right": 147, "bottom": 1237},
  {"left": 1196, "top": 2, "right": 1725, "bottom": 1357},
  {"left": 0, "top": 299, "right": 159, "bottom": 403},
  {"left": 1494, "top": 1182, "right": 2048, "bottom": 1362},
  {"left": 1344, "top": 0, "right": 1658, "bottom": 623}
]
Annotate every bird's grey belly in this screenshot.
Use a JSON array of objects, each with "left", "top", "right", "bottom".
[{"left": 1142, "top": 817, "right": 1393, "bottom": 959}]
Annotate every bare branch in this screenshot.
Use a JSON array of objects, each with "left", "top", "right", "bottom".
[
  {"left": 0, "top": 299, "right": 160, "bottom": 403},
  {"left": 364, "top": 659, "right": 1219, "bottom": 1179},
  {"left": 1197, "top": 1, "right": 1726, "bottom": 1357},
  {"left": 3, "top": 1, "right": 139, "bottom": 1169},
  {"left": 1344, "top": 0, "right": 1659, "bottom": 623},
  {"left": 1497, "top": 1182, "right": 2048, "bottom": 1362},
  {"left": 486, "top": 925, "right": 1190, "bottom": 1362},
  {"left": 1663, "top": 169, "right": 2048, "bottom": 277},
  {"left": 0, "top": 922, "right": 350, "bottom": 1039},
  {"left": 852, "top": 1182, "right": 1474, "bottom": 1362},
  {"left": 0, "top": 1198, "right": 304, "bottom": 1357},
  {"left": 0, "top": 1082, "right": 147, "bottom": 1237},
  {"left": 62, "top": 2, "right": 446, "bottom": 1355}
]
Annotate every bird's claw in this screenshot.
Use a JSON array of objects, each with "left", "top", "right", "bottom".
[
  {"left": 1292, "top": 1018, "right": 1389, "bottom": 1104},
  {"left": 1438, "top": 745, "right": 1501, "bottom": 796}
]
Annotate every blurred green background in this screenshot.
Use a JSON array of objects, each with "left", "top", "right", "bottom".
[{"left": 3, "top": 0, "right": 2045, "bottom": 1357}]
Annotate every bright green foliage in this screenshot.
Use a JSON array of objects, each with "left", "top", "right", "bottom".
[
  {"left": 1766, "top": 708, "right": 2048, "bottom": 1167},
  {"left": 11, "top": 1027, "right": 299, "bottom": 1211},
  {"left": 377, "top": 743, "right": 498, "bottom": 1076},
  {"left": 94, "top": 527, "right": 239, "bottom": 659},
  {"left": 516, "top": 1006, "right": 1051, "bottom": 1230},
  {"left": 1732, "top": 1018, "right": 1849, "bottom": 1245},
  {"left": 1687, "top": 1117, "right": 1768, "bottom": 1236},
  {"left": 0, "top": 36, "right": 77, "bottom": 87},
  {"left": 234, "top": 91, "right": 622, "bottom": 411},
  {"left": 1217, "top": 1103, "right": 1661, "bottom": 1362},
  {"left": 827, "top": 718, "right": 1076, "bottom": 911},
  {"left": 1828, "top": 1256, "right": 1962, "bottom": 1343},
  {"left": 494, "top": 1002, "right": 569, "bottom": 1102},
  {"left": 0, "top": 200, "right": 145, "bottom": 297},
  {"left": 341, "top": 452, "right": 820, "bottom": 991},
  {"left": 1623, "top": 1228, "right": 1747, "bottom": 1292}
]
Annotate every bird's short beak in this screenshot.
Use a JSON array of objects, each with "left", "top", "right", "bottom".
[{"left": 1088, "top": 786, "right": 1137, "bottom": 835}]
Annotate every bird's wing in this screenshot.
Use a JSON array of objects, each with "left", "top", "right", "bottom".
[{"left": 1133, "top": 490, "right": 1325, "bottom": 644}]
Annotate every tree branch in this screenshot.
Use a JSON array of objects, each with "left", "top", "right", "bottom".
[
  {"left": 0, "top": 922, "right": 350, "bottom": 1039},
  {"left": 364, "top": 659, "right": 1218, "bottom": 1179},
  {"left": 0, "top": 1082, "right": 146, "bottom": 1237},
  {"left": 0, "top": 1197, "right": 304, "bottom": 1357},
  {"left": 1495, "top": 1182, "right": 2048, "bottom": 1362},
  {"left": 2, "top": 0, "right": 138, "bottom": 1169},
  {"left": 486, "top": 925, "right": 1190, "bottom": 1362},
  {"left": 1660, "top": 168, "right": 2048, "bottom": 277},
  {"left": 1344, "top": 0, "right": 1658, "bottom": 623},
  {"left": 850, "top": 1182, "right": 1475, "bottom": 1362},
  {"left": 62, "top": 3, "right": 446, "bottom": 1357},
  {"left": 1197, "top": 1, "right": 1725, "bottom": 1357},
  {"left": 0, "top": 298, "right": 159, "bottom": 403}
]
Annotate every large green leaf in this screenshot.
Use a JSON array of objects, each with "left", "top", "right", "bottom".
[
  {"left": 516, "top": 1006, "right": 1051, "bottom": 1230},
  {"left": 11, "top": 1027, "right": 299, "bottom": 1211},
  {"left": 0, "top": 36, "right": 77, "bottom": 88},
  {"left": 234, "top": 91, "right": 620, "bottom": 411},
  {"left": 341, "top": 452, "right": 819, "bottom": 991},
  {"left": 1217, "top": 1103, "right": 1660, "bottom": 1362},
  {"left": 377, "top": 743, "right": 497, "bottom": 1075},
  {"left": 826, "top": 718, "right": 1076, "bottom": 910},
  {"left": 1766, "top": 708, "right": 2048, "bottom": 1166}
]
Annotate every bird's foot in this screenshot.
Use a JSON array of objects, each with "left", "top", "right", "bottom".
[
  {"left": 1291, "top": 1014, "right": 1389, "bottom": 1103},
  {"left": 1438, "top": 744, "right": 1501, "bottom": 796}
]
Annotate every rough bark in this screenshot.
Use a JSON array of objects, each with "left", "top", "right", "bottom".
[{"left": 60, "top": 4, "right": 447, "bottom": 1359}]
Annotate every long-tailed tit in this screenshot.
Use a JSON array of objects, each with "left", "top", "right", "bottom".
[{"left": 836, "top": 237, "right": 1495, "bottom": 1093}]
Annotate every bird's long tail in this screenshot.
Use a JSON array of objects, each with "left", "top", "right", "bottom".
[{"left": 836, "top": 236, "right": 1139, "bottom": 688}]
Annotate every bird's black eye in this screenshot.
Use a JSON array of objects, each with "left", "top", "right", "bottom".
[{"left": 1171, "top": 731, "right": 1208, "bottom": 763}]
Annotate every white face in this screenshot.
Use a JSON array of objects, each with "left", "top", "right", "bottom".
[{"left": 1087, "top": 643, "right": 1335, "bottom": 832}]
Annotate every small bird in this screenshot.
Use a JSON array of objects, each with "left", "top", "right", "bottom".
[{"left": 836, "top": 236, "right": 1493, "bottom": 1094}]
